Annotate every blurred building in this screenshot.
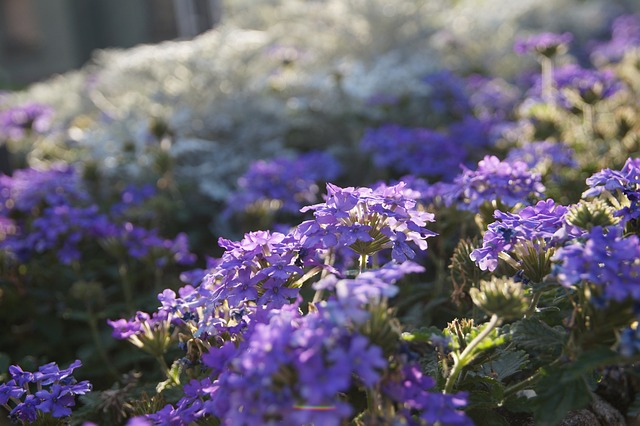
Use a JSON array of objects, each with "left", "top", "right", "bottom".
[{"left": 0, "top": 0, "right": 221, "bottom": 86}]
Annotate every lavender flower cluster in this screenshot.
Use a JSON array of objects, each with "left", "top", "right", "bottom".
[
  {"left": 225, "top": 151, "right": 342, "bottom": 216},
  {"left": 0, "top": 103, "right": 53, "bottom": 141},
  {"left": 0, "top": 165, "right": 195, "bottom": 266},
  {"left": 108, "top": 183, "right": 472, "bottom": 425},
  {"left": 0, "top": 360, "right": 91, "bottom": 423}
]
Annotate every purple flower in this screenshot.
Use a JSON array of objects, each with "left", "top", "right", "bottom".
[
  {"left": 0, "top": 102, "right": 53, "bottom": 140},
  {"left": 514, "top": 32, "right": 573, "bottom": 57},
  {"left": 506, "top": 141, "right": 576, "bottom": 170},
  {"left": 0, "top": 380, "right": 25, "bottom": 405},
  {"left": 361, "top": 125, "right": 466, "bottom": 180},
  {"left": 448, "top": 156, "right": 545, "bottom": 212},
  {"left": 528, "top": 64, "right": 622, "bottom": 106},
  {"left": 299, "top": 182, "right": 436, "bottom": 261},
  {"left": 583, "top": 157, "right": 640, "bottom": 224},
  {"left": 9, "top": 394, "right": 39, "bottom": 423},
  {"left": 591, "top": 14, "right": 640, "bottom": 64},
  {"left": 553, "top": 225, "right": 640, "bottom": 302},
  {"left": 471, "top": 199, "right": 567, "bottom": 271},
  {"left": 34, "top": 385, "right": 75, "bottom": 418},
  {"left": 225, "top": 151, "right": 342, "bottom": 216}
]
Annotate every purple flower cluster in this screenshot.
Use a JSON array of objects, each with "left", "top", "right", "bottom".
[
  {"left": 0, "top": 164, "right": 88, "bottom": 214},
  {"left": 0, "top": 166, "right": 195, "bottom": 266},
  {"left": 299, "top": 182, "right": 437, "bottom": 262},
  {"left": 506, "top": 141, "right": 576, "bottom": 171},
  {"left": 591, "top": 14, "right": 640, "bottom": 64},
  {"left": 465, "top": 75, "right": 521, "bottom": 120},
  {"left": 0, "top": 360, "right": 91, "bottom": 423},
  {"left": 225, "top": 151, "right": 342, "bottom": 215},
  {"left": 583, "top": 157, "right": 640, "bottom": 224},
  {"left": 384, "top": 364, "right": 472, "bottom": 425},
  {"left": 446, "top": 156, "right": 545, "bottom": 212},
  {"left": 0, "top": 103, "right": 53, "bottom": 141},
  {"left": 422, "top": 70, "right": 472, "bottom": 119},
  {"left": 361, "top": 125, "right": 466, "bottom": 180},
  {"left": 361, "top": 117, "right": 499, "bottom": 182},
  {"left": 528, "top": 64, "right": 622, "bottom": 106},
  {"left": 143, "top": 263, "right": 469, "bottom": 425},
  {"left": 471, "top": 199, "right": 568, "bottom": 271},
  {"left": 553, "top": 225, "right": 640, "bottom": 302},
  {"left": 513, "top": 32, "right": 573, "bottom": 57}
]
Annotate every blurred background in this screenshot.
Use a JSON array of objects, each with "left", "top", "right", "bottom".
[{"left": 0, "top": 0, "right": 222, "bottom": 86}]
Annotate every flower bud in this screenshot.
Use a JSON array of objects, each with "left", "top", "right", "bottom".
[{"left": 470, "top": 277, "right": 529, "bottom": 320}]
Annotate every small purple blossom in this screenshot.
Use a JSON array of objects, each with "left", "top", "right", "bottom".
[
  {"left": 0, "top": 360, "right": 91, "bottom": 422},
  {"left": 471, "top": 199, "right": 567, "bottom": 271},
  {"left": 506, "top": 141, "right": 576, "bottom": 171},
  {"left": 583, "top": 157, "right": 640, "bottom": 224},
  {"left": 553, "top": 225, "right": 640, "bottom": 303},
  {"left": 0, "top": 103, "right": 53, "bottom": 140},
  {"left": 514, "top": 32, "right": 573, "bottom": 57},
  {"left": 225, "top": 151, "right": 342, "bottom": 216},
  {"left": 591, "top": 14, "right": 640, "bottom": 64},
  {"left": 447, "top": 155, "right": 545, "bottom": 212}
]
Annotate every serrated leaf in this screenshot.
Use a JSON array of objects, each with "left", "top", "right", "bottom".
[
  {"left": 502, "top": 394, "right": 534, "bottom": 413},
  {"left": 461, "top": 375, "right": 505, "bottom": 410},
  {"left": 467, "top": 408, "right": 510, "bottom": 426},
  {"left": 480, "top": 349, "right": 529, "bottom": 381},
  {"left": 532, "top": 349, "right": 618, "bottom": 425},
  {"left": 533, "top": 370, "right": 592, "bottom": 426},
  {"left": 510, "top": 318, "right": 565, "bottom": 353}
]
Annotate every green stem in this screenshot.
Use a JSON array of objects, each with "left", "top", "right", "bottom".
[
  {"left": 503, "top": 357, "right": 562, "bottom": 399},
  {"left": 525, "top": 291, "right": 542, "bottom": 318},
  {"left": 359, "top": 254, "right": 368, "bottom": 273},
  {"left": 156, "top": 354, "right": 177, "bottom": 384},
  {"left": 86, "top": 303, "right": 120, "bottom": 380},
  {"left": 444, "top": 314, "right": 501, "bottom": 394},
  {"left": 540, "top": 56, "right": 554, "bottom": 103},
  {"left": 118, "top": 262, "right": 135, "bottom": 314}
]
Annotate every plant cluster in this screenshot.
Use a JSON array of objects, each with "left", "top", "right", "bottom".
[{"left": 2, "top": 2, "right": 640, "bottom": 425}]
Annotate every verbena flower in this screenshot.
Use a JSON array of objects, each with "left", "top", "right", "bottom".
[
  {"left": 583, "top": 157, "right": 640, "bottom": 225},
  {"left": 299, "top": 182, "right": 436, "bottom": 261},
  {"left": 590, "top": 14, "right": 640, "bottom": 64},
  {"left": 225, "top": 151, "right": 342, "bottom": 216},
  {"left": 447, "top": 156, "right": 545, "bottom": 212},
  {"left": 361, "top": 124, "right": 465, "bottom": 180},
  {"left": 553, "top": 225, "right": 640, "bottom": 303},
  {"left": 506, "top": 141, "right": 576, "bottom": 171},
  {"left": 0, "top": 103, "right": 53, "bottom": 141},
  {"left": 0, "top": 360, "right": 91, "bottom": 423},
  {"left": 513, "top": 32, "right": 573, "bottom": 57},
  {"left": 528, "top": 64, "right": 622, "bottom": 106},
  {"left": 471, "top": 199, "right": 567, "bottom": 271}
]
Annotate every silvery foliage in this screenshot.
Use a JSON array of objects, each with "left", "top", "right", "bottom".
[{"left": 3, "top": 0, "right": 629, "bottom": 202}]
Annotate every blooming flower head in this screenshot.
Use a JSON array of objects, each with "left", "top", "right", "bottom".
[
  {"left": 590, "top": 14, "right": 640, "bottom": 64},
  {"left": 0, "top": 102, "right": 53, "bottom": 141},
  {"left": 0, "top": 360, "right": 91, "bottom": 423},
  {"left": 299, "top": 182, "right": 437, "bottom": 262},
  {"left": 553, "top": 225, "right": 640, "bottom": 303},
  {"left": 583, "top": 157, "right": 640, "bottom": 225},
  {"left": 471, "top": 199, "right": 567, "bottom": 272},
  {"left": 447, "top": 156, "right": 545, "bottom": 212},
  {"left": 225, "top": 151, "right": 342, "bottom": 216},
  {"left": 514, "top": 32, "right": 573, "bottom": 57}
]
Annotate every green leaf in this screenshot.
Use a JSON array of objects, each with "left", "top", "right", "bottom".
[
  {"left": 533, "top": 370, "right": 592, "bottom": 426},
  {"left": 461, "top": 376, "right": 505, "bottom": 410},
  {"left": 467, "top": 408, "right": 510, "bottom": 426},
  {"left": 480, "top": 349, "right": 529, "bottom": 381},
  {"left": 510, "top": 318, "right": 565, "bottom": 354},
  {"left": 532, "top": 348, "right": 618, "bottom": 425}
]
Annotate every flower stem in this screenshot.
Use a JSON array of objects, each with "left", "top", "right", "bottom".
[
  {"left": 444, "top": 314, "right": 501, "bottom": 394},
  {"left": 359, "top": 254, "right": 368, "bottom": 273}
]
